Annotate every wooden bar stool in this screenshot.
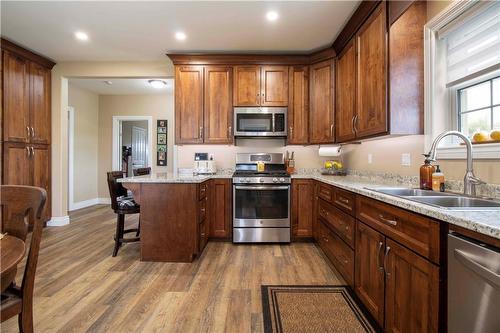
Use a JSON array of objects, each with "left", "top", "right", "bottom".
[
  {"left": 106, "top": 171, "right": 140, "bottom": 257},
  {"left": 133, "top": 167, "right": 151, "bottom": 176},
  {"left": 1, "top": 185, "right": 47, "bottom": 333}
]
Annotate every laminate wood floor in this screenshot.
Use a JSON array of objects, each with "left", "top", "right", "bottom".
[{"left": 1, "top": 205, "right": 343, "bottom": 333}]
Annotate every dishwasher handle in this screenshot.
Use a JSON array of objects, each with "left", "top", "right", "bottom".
[{"left": 454, "top": 249, "right": 500, "bottom": 287}]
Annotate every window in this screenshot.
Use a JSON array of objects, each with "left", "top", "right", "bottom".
[{"left": 458, "top": 77, "right": 500, "bottom": 137}]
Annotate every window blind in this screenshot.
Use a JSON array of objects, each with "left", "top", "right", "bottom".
[{"left": 444, "top": 1, "right": 500, "bottom": 87}]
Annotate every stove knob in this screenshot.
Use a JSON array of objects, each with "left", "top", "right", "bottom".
[
  {"left": 259, "top": 178, "right": 265, "bottom": 183},
  {"left": 245, "top": 178, "right": 250, "bottom": 183},
  {"left": 272, "top": 178, "right": 278, "bottom": 183},
  {"left": 279, "top": 178, "right": 285, "bottom": 183}
]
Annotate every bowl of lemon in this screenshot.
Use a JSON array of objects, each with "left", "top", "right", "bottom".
[{"left": 321, "top": 160, "right": 347, "bottom": 176}]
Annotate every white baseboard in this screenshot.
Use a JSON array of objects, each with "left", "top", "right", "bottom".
[
  {"left": 47, "top": 215, "right": 70, "bottom": 227},
  {"left": 69, "top": 197, "right": 111, "bottom": 212}
]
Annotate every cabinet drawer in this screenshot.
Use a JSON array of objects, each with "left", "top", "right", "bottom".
[
  {"left": 199, "top": 182, "right": 208, "bottom": 200},
  {"left": 356, "top": 196, "right": 441, "bottom": 263},
  {"left": 318, "top": 199, "right": 355, "bottom": 248},
  {"left": 318, "top": 220, "right": 354, "bottom": 287},
  {"left": 317, "top": 183, "right": 334, "bottom": 202},
  {"left": 199, "top": 197, "right": 207, "bottom": 222},
  {"left": 333, "top": 188, "right": 356, "bottom": 216}
]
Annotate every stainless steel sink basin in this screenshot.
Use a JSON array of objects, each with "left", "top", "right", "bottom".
[
  {"left": 366, "top": 187, "right": 500, "bottom": 211},
  {"left": 410, "top": 196, "right": 500, "bottom": 210}
]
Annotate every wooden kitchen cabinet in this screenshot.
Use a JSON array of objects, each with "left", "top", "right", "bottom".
[
  {"left": 2, "top": 142, "right": 31, "bottom": 185},
  {"left": 291, "top": 179, "right": 314, "bottom": 239},
  {"left": 31, "top": 144, "right": 51, "bottom": 221},
  {"left": 287, "top": 66, "right": 309, "bottom": 145},
  {"left": 335, "top": 40, "right": 357, "bottom": 142},
  {"left": 175, "top": 66, "right": 204, "bottom": 144},
  {"left": 356, "top": 2, "right": 387, "bottom": 139},
  {"left": 209, "top": 179, "right": 232, "bottom": 239},
  {"left": 260, "top": 66, "right": 288, "bottom": 106},
  {"left": 233, "top": 66, "right": 261, "bottom": 106},
  {"left": 204, "top": 66, "right": 233, "bottom": 144},
  {"left": 3, "top": 50, "right": 30, "bottom": 143},
  {"left": 384, "top": 239, "right": 439, "bottom": 333},
  {"left": 29, "top": 62, "right": 51, "bottom": 144},
  {"left": 355, "top": 221, "right": 386, "bottom": 327},
  {"left": 309, "top": 59, "right": 334, "bottom": 144}
]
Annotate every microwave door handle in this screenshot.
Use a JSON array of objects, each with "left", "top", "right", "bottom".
[
  {"left": 272, "top": 113, "right": 275, "bottom": 133},
  {"left": 235, "top": 186, "right": 289, "bottom": 190}
]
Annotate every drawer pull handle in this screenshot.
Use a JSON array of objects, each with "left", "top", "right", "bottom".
[
  {"left": 338, "top": 197, "right": 349, "bottom": 204},
  {"left": 323, "top": 237, "right": 329, "bottom": 243},
  {"left": 379, "top": 214, "right": 397, "bottom": 226},
  {"left": 377, "top": 241, "right": 383, "bottom": 271}
]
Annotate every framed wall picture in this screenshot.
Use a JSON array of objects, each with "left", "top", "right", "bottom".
[{"left": 156, "top": 120, "right": 167, "bottom": 166}]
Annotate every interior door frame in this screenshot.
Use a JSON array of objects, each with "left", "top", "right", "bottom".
[
  {"left": 68, "top": 106, "right": 76, "bottom": 211},
  {"left": 112, "top": 115, "right": 153, "bottom": 171}
]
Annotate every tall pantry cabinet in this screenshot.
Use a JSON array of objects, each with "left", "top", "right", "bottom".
[{"left": 1, "top": 39, "right": 55, "bottom": 223}]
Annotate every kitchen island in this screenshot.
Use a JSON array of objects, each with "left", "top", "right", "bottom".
[{"left": 119, "top": 173, "right": 232, "bottom": 262}]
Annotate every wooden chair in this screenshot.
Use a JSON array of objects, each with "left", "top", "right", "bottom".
[
  {"left": 107, "top": 171, "right": 140, "bottom": 257},
  {"left": 133, "top": 167, "right": 151, "bottom": 176},
  {"left": 1, "top": 185, "right": 47, "bottom": 333}
]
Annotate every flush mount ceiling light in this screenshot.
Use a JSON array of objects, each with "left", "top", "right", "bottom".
[
  {"left": 148, "top": 79, "right": 167, "bottom": 89},
  {"left": 175, "top": 32, "right": 187, "bottom": 41},
  {"left": 74, "top": 31, "right": 89, "bottom": 41},
  {"left": 103, "top": 80, "right": 113, "bottom": 85},
  {"left": 266, "top": 11, "right": 279, "bottom": 22}
]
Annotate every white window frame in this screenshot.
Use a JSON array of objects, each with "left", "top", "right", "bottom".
[{"left": 424, "top": 0, "right": 500, "bottom": 159}]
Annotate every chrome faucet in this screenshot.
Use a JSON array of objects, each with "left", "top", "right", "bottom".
[{"left": 426, "top": 131, "right": 485, "bottom": 196}]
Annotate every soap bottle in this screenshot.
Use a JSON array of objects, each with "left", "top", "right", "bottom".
[
  {"left": 432, "top": 165, "right": 445, "bottom": 192},
  {"left": 420, "top": 156, "right": 435, "bottom": 190}
]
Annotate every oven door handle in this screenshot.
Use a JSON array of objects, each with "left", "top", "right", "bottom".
[{"left": 234, "top": 185, "right": 289, "bottom": 190}]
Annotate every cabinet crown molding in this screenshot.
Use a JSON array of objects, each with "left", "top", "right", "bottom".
[{"left": 1, "top": 38, "right": 56, "bottom": 69}]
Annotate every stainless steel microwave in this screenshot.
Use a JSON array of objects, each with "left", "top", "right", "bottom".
[{"left": 233, "top": 107, "right": 287, "bottom": 137}]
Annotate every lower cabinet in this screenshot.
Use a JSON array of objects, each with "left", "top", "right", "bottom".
[
  {"left": 209, "top": 179, "right": 232, "bottom": 239},
  {"left": 291, "top": 179, "right": 314, "bottom": 239}
]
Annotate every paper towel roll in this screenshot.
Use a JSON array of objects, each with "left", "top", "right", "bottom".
[{"left": 318, "top": 146, "right": 342, "bottom": 157}]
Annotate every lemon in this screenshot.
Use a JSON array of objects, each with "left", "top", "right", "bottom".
[
  {"left": 472, "top": 131, "right": 490, "bottom": 143},
  {"left": 324, "top": 161, "right": 333, "bottom": 169},
  {"left": 490, "top": 129, "right": 500, "bottom": 141},
  {"left": 332, "top": 161, "right": 343, "bottom": 170}
]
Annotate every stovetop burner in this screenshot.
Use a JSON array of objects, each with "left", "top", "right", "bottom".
[{"left": 232, "top": 171, "right": 290, "bottom": 177}]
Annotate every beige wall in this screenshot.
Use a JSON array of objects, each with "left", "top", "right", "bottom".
[
  {"left": 68, "top": 83, "right": 99, "bottom": 203},
  {"left": 97, "top": 94, "right": 174, "bottom": 198},
  {"left": 51, "top": 61, "right": 173, "bottom": 219}
]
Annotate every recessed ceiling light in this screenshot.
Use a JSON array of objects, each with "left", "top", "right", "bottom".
[
  {"left": 148, "top": 79, "right": 167, "bottom": 89},
  {"left": 103, "top": 80, "right": 113, "bottom": 85},
  {"left": 175, "top": 32, "right": 187, "bottom": 41},
  {"left": 266, "top": 11, "right": 279, "bottom": 22},
  {"left": 74, "top": 31, "right": 89, "bottom": 41}
]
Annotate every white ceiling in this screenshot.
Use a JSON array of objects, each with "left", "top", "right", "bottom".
[
  {"left": 1, "top": 1, "right": 360, "bottom": 62},
  {"left": 70, "top": 78, "right": 174, "bottom": 95}
]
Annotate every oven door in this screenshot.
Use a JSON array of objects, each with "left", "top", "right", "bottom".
[{"left": 233, "top": 185, "right": 290, "bottom": 227}]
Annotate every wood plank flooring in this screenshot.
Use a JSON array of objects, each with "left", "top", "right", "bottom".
[{"left": 1, "top": 205, "right": 343, "bottom": 332}]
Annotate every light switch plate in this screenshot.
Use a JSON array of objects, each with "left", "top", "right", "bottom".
[
  {"left": 401, "top": 153, "right": 411, "bottom": 166},
  {"left": 368, "top": 154, "right": 373, "bottom": 164}
]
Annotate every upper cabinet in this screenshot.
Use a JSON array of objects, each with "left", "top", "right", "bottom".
[
  {"left": 175, "top": 66, "right": 204, "bottom": 144},
  {"left": 29, "top": 62, "right": 51, "bottom": 144},
  {"left": 233, "top": 65, "right": 288, "bottom": 107},
  {"left": 204, "top": 66, "right": 233, "bottom": 144},
  {"left": 309, "top": 59, "right": 334, "bottom": 144},
  {"left": 288, "top": 66, "right": 309, "bottom": 145},
  {"left": 335, "top": 40, "right": 357, "bottom": 143},
  {"left": 356, "top": 2, "right": 387, "bottom": 138}
]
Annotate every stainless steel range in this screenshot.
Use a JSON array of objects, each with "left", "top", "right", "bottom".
[{"left": 232, "top": 153, "right": 290, "bottom": 243}]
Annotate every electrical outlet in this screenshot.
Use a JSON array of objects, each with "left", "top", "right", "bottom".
[
  {"left": 401, "top": 153, "right": 411, "bottom": 166},
  {"left": 368, "top": 154, "right": 373, "bottom": 164}
]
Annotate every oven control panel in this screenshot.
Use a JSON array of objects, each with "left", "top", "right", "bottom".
[{"left": 234, "top": 177, "right": 290, "bottom": 184}]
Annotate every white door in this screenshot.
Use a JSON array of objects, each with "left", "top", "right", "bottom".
[{"left": 132, "top": 126, "right": 148, "bottom": 169}]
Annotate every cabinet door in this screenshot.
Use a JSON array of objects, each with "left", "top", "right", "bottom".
[
  {"left": 261, "top": 66, "right": 288, "bottom": 106},
  {"left": 32, "top": 145, "right": 51, "bottom": 222},
  {"left": 233, "top": 66, "right": 260, "bottom": 106},
  {"left": 385, "top": 239, "right": 439, "bottom": 333},
  {"left": 336, "top": 40, "right": 357, "bottom": 142},
  {"left": 291, "top": 179, "right": 314, "bottom": 239},
  {"left": 209, "top": 179, "right": 232, "bottom": 239},
  {"left": 3, "top": 51, "right": 30, "bottom": 143},
  {"left": 204, "top": 66, "right": 233, "bottom": 144},
  {"left": 2, "top": 143, "right": 30, "bottom": 185},
  {"left": 355, "top": 221, "right": 385, "bottom": 327},
  {"left": 175, "top": 66, "right": 204, "bottom": 144},
  {"left": 356, "top": 2, "right": 388, "bottom": 138},
  {"left": 287, "top": 66, "right": 309, "bottom": 144},
  {"left": 29, "top": 62, "right": 51, "bottom": 144},
  {"left": 309, "top": 59, "right": 334, "bottom": 144}
]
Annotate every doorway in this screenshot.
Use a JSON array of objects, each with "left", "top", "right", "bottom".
[{"left": 112, "top": 116, "right": 153, "bottom": 176}]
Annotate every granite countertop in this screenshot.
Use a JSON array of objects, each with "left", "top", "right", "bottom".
[
  {"left": 117, "top": 172, "right": 232, "bottom": 184},
  {"left": 292, "top": 172, "right": 500, "bottom": 240}
]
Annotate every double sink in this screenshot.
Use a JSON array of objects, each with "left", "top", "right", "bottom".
[{"left": 367, "top": 188, "right": 500, "bottom": 211}]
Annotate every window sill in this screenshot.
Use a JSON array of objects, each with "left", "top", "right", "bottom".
[{"left": 436, "top": 143, "right": 500, "bottom": 159}]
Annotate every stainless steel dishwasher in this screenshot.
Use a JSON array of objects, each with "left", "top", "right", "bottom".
[{"left": 448, "top": 233, "right": 500, "bottom": 333}]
